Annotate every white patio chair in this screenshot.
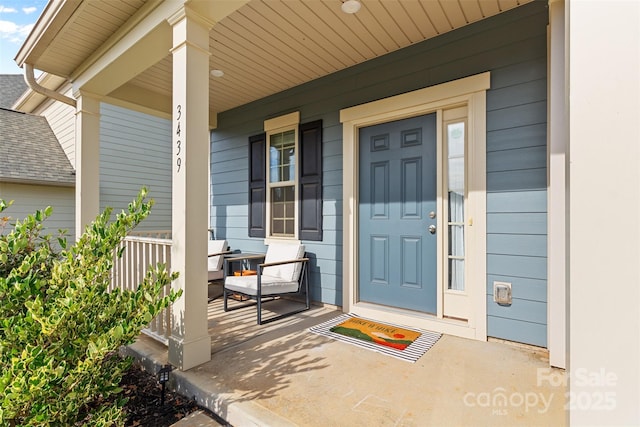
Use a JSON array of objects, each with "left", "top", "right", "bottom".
[
  {"left": 223, "top": 242, "right": 310, "bottom": 324},
  {"left": 208, "top": 239, "right": 231, "bottom": 282}
]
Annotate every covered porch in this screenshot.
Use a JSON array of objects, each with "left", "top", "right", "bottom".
[
  {"left": 16, "top": 0, "right": 570, "bottom": 371},
  {"left": 14, "top": 0, "right": 640, "bottom": 424},
  {"left": 112, "top": 227, "right": 566, "bottom": 425},
  {"left": 124, "top": 291, "right": 566, "bottom": 426}
]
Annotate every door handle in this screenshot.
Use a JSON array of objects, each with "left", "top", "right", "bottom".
[{"left": 428, "top": 224, "right": 436, "bottom": 234}]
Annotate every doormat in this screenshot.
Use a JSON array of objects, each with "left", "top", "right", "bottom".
[{"left": 309, "top": 314, "right": 441, "bottom": 363}]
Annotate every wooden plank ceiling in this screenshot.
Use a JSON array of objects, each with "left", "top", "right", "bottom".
[
  {"left": 34, "top": 0, "right": 146, "bottom": 77},
  {"left": 38, "top": 0, "right": 533, "bottom": 114}
]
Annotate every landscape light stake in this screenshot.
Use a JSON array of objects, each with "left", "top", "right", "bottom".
[{"left": 157, "top": 364, "right": 173, "bottom": 406}]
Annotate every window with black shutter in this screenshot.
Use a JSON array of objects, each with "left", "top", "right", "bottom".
[{"left": 248, "top": 115, "right": 322, "bottom": 241}]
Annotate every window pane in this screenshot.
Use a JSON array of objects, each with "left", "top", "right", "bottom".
[
  {"left": 270, "top": 146, "right": 280, "bottom": 182},
  {"left": 283, "top": 131, "right": 295, "bottom": 179},
  {"left": 448, "top": 225, "right": 465, "bottom": 256},
  {"left": 283, "top": 128, "right": 295, "bottom": 145},
  {"left": 272, "top": 219, "right": 284, "bottom": 235},
  {"left": 273, "top": 201, "right": 284, "bottom": 218},
  {"left": 283, "top": 149, "right": 294, "bottom": 180},
  {"left": 271, "top": 185, "right": 295, "bottom": 237},
  {"left": 270, "top": 130, "right": 295, "bottom": 183},
  {"left": 448, "top": 190, "right": 464, "bottom": 222},
  {"left": 285, "top": 219, "right": 295, "bottom": 235},
  {"left": 285, "top": 201, "right": 295, "bottom": 217},
  {"left": 447, "top": 122, "right": 465, "bottom": 157},
  {"left": 285, "top": 186, "right": 294, "bottom": 200},
  {"left": 272, "top": 132, "right": 283, "bottom": 146},
  {"left": 272, "top": 187, "right": 281, "bottom": 202},
  {"left": 448, "top": 158, "right": 464, "bottom": 193},
  {"left": 448, "top": 259, "right": 465, "bottom": 291}
]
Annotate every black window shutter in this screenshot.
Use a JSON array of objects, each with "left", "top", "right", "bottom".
[
  {"left": 298, "top": 120, "right": 323, "bottom": 241},
  {"left": 248, "top": 133, "right": 266, "bottom": 238}
]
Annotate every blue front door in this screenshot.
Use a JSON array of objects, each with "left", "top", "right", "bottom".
[{"left": 358, "top": 113, "right": 437, "bottom": 313}]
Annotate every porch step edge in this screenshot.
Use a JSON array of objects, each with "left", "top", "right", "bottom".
[{"left": 123, "top": 338, "right": 298, "bottom": 427}]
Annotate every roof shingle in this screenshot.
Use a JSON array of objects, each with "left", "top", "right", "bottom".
[
  {"left": 0, "top": 74, "right": 28, "bottom": 109},
  {"left": 0, "top": 108, "right": 75, "bottom": 186}
]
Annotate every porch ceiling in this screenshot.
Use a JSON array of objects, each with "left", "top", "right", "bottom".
[{"left": 18, "top": 0, "right": 532, "bottom": 115}]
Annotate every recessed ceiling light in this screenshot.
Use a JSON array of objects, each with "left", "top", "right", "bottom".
[
  {"left": 210, "top": 69, "right": 224, "bottom": 77},
  {"left": 341, "top": 0, "right": 361, "bottom": 14}
]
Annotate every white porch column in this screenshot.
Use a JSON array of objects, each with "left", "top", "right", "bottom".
[
  {"left": 547, "top": 0, "right": 566, "bottom": 370},
  {"left": 167, "top": 6, "right": 213, "bottom": 371},
  {"left": 74, "top": 92, "right": 101, "bottom": 238},
  {"left": 568, "top": 1, "right": 640, "bottom": 425}
]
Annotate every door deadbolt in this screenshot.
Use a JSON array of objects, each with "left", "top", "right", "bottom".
[
  {"left": 428, "top": 224, "right": 436, "bottom": 234},
  {"left": 429, "top": 211, "right": 436, "bottom": 219}
]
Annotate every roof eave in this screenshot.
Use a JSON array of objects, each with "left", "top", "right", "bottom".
[
  {"left": 14, "top": 0, "right": 83, "bottom": 72},
  {"left": 0, "top": 178, "right": 75, "bottom": 188},
  {"left": 12, "top": 73, "right": 69, "bottom": 113}
]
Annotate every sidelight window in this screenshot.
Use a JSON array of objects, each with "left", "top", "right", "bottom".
[{"left": 446, "top": 121, "right": 466, "bottom": 291}]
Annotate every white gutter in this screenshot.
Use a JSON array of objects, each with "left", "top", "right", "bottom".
[{"left": 23, "top": 63, "right": 76, "bottom": 108}]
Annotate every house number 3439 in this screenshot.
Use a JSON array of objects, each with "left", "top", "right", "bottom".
[{"left": 175, "top": 104, "right": 182, "bottom": 172}]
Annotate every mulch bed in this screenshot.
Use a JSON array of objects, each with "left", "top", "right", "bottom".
[{"left": 120, "top": 363, "right": 218, "bottom": 426}]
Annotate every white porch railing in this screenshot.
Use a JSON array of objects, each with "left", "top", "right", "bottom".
[{"left": 110, "top": 231, "right": 172, "bottom": 345}]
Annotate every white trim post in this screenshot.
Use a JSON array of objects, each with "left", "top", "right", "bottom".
[
  {"left": 547, "top": 0, "right": 567, "bottom": 370},
  {"left": 167, "top": 6, "right": 213, "bottom": 371},
  {"left": 568, "top": 0, "right": 640, "bottom": 424},
  {"left": 74, "top": 92, "right": 101, "bottom": 238}
]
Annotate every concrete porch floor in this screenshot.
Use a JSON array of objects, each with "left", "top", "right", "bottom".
[{"left": 126, "top": 288, "right": 567, "bottom": 426}]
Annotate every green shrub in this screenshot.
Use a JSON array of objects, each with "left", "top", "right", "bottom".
[{"left": 0, "top": 189, "right": 180, "bottom": 426}]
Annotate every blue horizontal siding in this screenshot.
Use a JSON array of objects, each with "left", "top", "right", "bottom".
[
  {"left": 211, "top": 1, "right": 549, "bottom": 345},
  {"left": 487, "top": 169, "right": 547, "bottom": 192},
  {"left": 491, "top": 58, "right": 547, "bottom": 89},
  {"left": 487, "top": 123, "right": 547, "bottom": 152},
  {"left": 487, "top": 234, "right": 547, "bottom": 257},
  {"left": 487, "top": 146, "right": 547, "bottom": 172},
  {"left": 487, "top": 190, "right": 547, "bottom": 213},
  {"left": 488, "top": 254, "right": 547, "bottom": 281},
  {"left": 487, "top": 212, "right": 547, "bottom": 235},
  {"left": 486, "top": 295, "right": 547, "bottom": 324},
  {"left": 487, "top": 101, "right": 547, "bottom": 132},
  {"left": 488, "top": 316, "right": 547, "bottom": 348},
  {"left": 100, "top": 103, "right": 171, "bottom": 231},
  {"left": 486, "top": 78, "right": 547, "bottom": 111},
  {"left": 483, "top": 5, "right": 548, "bottom": 347}
]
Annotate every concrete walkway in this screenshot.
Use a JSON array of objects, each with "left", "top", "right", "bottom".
[
  {"left": 172, "top": 410, "right": 223, "bottom": 427},
  {"left": 127, "top": 295, "right": 567, "bottom": 427}
]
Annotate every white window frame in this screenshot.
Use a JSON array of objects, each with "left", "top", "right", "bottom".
[{"left": 264, "top": 112, "right": 300, "bottom": 241}]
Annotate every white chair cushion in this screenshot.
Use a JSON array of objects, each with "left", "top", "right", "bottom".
[
  {"left": 207, "top": 239, "right": 227, "bottom": 280},
  {"left": 262, "top": 242, "right": 305, "bottom": 282},
  {"left": 208, "top": 269, "right": 224, "bottom": 281},
  {"left": 225, "top": 274, "right": 300, "bottom": 296}
]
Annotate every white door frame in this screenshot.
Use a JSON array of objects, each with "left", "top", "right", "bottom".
[{"left": 340, "top": 72, "right": 489, "bottom": 340}]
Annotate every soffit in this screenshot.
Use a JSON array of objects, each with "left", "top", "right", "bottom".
[
  {"left": 25, "top": 0, "right": 147, "bottom": 78},
  {"left": 25, "top": 0, "right": 532, "bottom": 115}
]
